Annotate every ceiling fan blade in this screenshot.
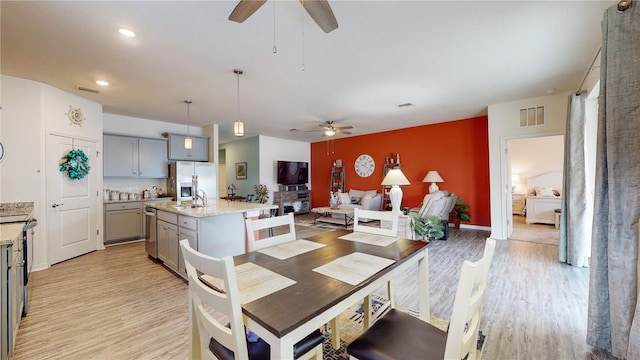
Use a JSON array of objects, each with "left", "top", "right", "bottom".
[
  {"left": 335, "top": 125, "right": 353, "bottom": 130},
  {"left": 300, "top": 0, "right": 338, "bottom": 33},
  {"left": 229, "top": 0, "right": 267, "bottom": 23},
  {"left": 335, "top": 129, "right": 352, "bottom": 135},
  {"left": 304, "top": 129, "right": 325, "bottom": 132}
]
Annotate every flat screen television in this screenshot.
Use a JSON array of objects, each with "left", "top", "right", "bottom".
[{"left": 277, "top": 161, "right": 309, "bottom": 185}]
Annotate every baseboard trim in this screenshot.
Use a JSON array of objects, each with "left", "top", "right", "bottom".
[{"left": 459, "top": 224, "right": 491, "bottom": 231}]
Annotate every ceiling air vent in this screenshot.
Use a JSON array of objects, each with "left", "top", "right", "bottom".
[
  {"left": 519, "top": 106, "right": 545, "bottom": 127},
  {"left": 76, "top": 85, "right": 100, "bottom": 94}
]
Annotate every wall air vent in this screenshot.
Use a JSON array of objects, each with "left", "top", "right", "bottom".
[
  {"left": 76, "top": 85, "right": 100, "bottom": 94},
  {"left": 519, "top": 106, "right": 545, "bottom": 127}
]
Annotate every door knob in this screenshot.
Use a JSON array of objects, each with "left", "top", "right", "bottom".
[{"left": 52, "top": 203, "right": 64, "bottom": 208}]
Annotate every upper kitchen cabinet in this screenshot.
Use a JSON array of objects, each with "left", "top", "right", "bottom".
[
  {"left": 104, "top": 134, "right": 168, "bottom": 178},
  {"left": 167, "top": 134, "right": 209, "bottom": 162}
]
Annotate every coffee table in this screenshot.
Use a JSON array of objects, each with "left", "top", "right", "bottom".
[{"left": 312, "top": 207, "right": 354, "bottom": 228}]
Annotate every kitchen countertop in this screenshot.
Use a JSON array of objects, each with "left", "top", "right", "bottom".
[
  {"left": 147, "top": 200, "right": 277, "bottom": 218},
  {"left": 0, "top": 201, "right": 34, "bottom": 217},
  {"left": 104, "top": 197, "right": 173, "bottom": 204},
  {"left": 0, "top": 223, "right": 24, "bottom": 246}
]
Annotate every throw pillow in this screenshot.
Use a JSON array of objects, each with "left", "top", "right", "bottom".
[
  {"left": 361, "top": 192, "right": 375, "bottom": 205},
  {"left": 338, "top": 192, "right": 351, "bottom": 205},
  {"left": 349, "top": 189, "right": 366, "bottom": 200},
  {"left": 536, "top": 187, "right": 554, "bottom": 197}
]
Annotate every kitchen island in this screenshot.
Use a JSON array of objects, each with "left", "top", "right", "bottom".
[{"left": 144, "top": 200, "right": 277, "bottom": 277}]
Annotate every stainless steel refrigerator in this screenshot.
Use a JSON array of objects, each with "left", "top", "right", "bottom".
[{"left": 167, "top": 161, "right": 218, "bottom": 202}]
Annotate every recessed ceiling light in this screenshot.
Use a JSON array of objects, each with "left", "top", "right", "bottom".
[
  {"left": 545, "top": 88, "right": 557, "bottom": 94},
  {"left": 96, "top": 80, "right": 109, "bottom": 86},
  {"left": 119, "top": 28, "right": 136, "bottom": 37}
]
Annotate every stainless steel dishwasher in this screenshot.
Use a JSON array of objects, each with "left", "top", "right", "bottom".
[{"left": 144, "top": 207, "right": 157, "bottom": 258}]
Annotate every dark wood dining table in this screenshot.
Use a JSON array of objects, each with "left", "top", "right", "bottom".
[{"left": 232, "top": 228, "right": 430, "bottom": 359}]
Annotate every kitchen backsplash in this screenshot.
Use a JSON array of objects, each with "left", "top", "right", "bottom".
[{"left": 104, "top": 178, "right": 168, "bottom": 198}]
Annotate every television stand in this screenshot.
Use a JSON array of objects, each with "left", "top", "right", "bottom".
[{"left": 273, "top": 185, "right": 310, "bottom": 215}]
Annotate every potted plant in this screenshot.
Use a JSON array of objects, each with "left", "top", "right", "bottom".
[
  {"left": 254, "top": 184, "right": 269, "bottom": 204},
  {"left": 408, "top": 212, "right": 445, "bottom": 241},
  {"left": 449, "top": 198, "right": 470, "bottom": 229}
]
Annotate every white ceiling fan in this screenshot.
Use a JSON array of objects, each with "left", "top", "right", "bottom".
[
  {"left": 306, "top": 120, "right": 353, "bottom": 137},
  {"left": 228, "top": 0, "right": 339, "bottom": 33}
]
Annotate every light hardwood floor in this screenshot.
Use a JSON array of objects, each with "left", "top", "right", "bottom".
[{"left": 13, "top": 221, "right": 614, "bottom": 359}]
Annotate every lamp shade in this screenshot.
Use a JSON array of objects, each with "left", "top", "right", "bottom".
[
  {"left": 423, "top": 170, "right": 444, "bottom": 193},
  {"left": 422, "top": 171, "right": 444, "bottom": 183},
  {"left": 233, "top": 120, "right": 245, "bottom": 137},
  {"left": 381, "top": 169, "right": 410, "bottom": 186}
]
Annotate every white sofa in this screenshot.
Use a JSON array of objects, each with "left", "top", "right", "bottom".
[{"left": 333, "top": 189, "right": 382, "bottom": 222}]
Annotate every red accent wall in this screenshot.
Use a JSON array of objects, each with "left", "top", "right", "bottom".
[{"left": 310, "top": 116, "right": 490, "bottom": 227}]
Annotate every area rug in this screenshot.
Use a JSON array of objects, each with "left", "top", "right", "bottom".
[
  {"left": 321, "top": 294, "right": 448, "bottom": 359},
  {"left": 296, "top": 216, "right": 352, "bottom": 231}
]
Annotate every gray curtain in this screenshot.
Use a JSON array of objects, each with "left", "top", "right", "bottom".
[
  {"left": 559, "top": 91, "right": 591, "bottom": 267},
  {"left": 587, "top": 3, "right": 640, "bottom": 358}
]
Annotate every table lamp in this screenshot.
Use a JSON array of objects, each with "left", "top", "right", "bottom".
[
  {"left": 381, "top": 169, "right": 410, "bottom": 213},
  {"left": 423, "top": 171, "right": 444, "bottom": 193}
]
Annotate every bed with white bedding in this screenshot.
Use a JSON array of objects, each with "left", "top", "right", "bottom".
[{"left": 525, "top": 172, "right": 562, "bottom": 225}]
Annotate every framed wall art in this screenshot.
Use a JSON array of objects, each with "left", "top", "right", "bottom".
[{"left": 236, "top": 162, "right": 247, "bottom": 180}]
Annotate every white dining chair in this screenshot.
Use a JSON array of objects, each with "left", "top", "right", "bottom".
[
  {"left": 353, "top": 208, "right": 399, "bottom": 237},
  {"left": 180, "top": 239, "right": 324, "bottom": 360},
  {"left": 245, "top": 212, "right": 296, "bottom": 252},
  {"left": 329, "top": 209, "right": 400, "bottom": 349},
  {"left": 347, "top": 239, "right": 497, "bottom": 360}
]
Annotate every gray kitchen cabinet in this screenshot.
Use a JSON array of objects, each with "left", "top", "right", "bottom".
[
  {"left": 104, "top": 202, "right": 143, "bottom": 243},
  {"left": 1, "top": 232, "right": 23, "bottom": 360},
  {"left": 157, "top": 219, "right": 178, "bottom": 270},
  {"left": 104, "top": 135, "right": 138, "bottom": 177},
  {"left": 104, "top": 134, "right": 168, "bottom": 178},
  {"left": 168, "top": 134, "right": 209, "bottom": 161},
  {"left": 177, "top": 227, "right": 197, "bottom": 275},
  {"left": 138, "top": 138, "right": 168, "bottom": 178}
]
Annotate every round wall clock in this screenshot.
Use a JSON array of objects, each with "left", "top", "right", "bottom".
[{"left": 354, "top": 154, "right": 375, "bottom": 177}]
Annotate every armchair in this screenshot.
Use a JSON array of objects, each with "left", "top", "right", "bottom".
[{"left": 411, "top": 190, "right": 457, "bottom": 239}]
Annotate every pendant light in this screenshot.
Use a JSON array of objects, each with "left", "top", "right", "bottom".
[
  {"left": 233, "top": 69, "right": 245, "bottom": 137},
  {"left": 184, "top": 100, "right": 193, "bottom": 149}
]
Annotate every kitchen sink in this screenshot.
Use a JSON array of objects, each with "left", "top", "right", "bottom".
[{"left": 171, "top": 204, "right": 205, "bottom": 209}]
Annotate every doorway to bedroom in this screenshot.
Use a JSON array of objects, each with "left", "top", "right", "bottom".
[{"left": 508, "top": 135, "right": 564, "bottom": 244}]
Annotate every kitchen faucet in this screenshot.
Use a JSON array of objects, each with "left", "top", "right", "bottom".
[{"left": 196, "top": 190, "right": 207, "bottom": 208}]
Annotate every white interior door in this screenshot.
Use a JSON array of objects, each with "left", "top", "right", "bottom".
[{"left": 46, "top": 133, "right": 98, "bottom": 265}]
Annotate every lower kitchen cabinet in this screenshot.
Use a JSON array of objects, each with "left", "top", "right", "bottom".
[
  {"left": 157, "top": 219, "right": 178, "bottom": 271},
  {"left": 154, "top": 211, "right": 200, "bottom": 278},
  {"left": 177, "top": 227, "right": 197, "bottom": 275},
  {"left": 104, "top": 202, "right": 143, "bottom": 243},
  {"left": 1, "top": 231, "right": 24, "bottom": 360}
]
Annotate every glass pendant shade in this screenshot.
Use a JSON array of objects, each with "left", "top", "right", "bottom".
[
  {"left": 234, "top": 120, "right": 245, "bottom": 137},
  {"left": 184, "top": 99, "right": 193, "bottom": 149},
  {"left": 233, "top": 69, "right": 245, "bottom": 137}
]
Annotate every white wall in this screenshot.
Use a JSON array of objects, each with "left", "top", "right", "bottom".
[
  {"left": 509, "top": 135, "right": 565, "bottom": 193},
  {"left": 488, "top": 91, "right": 570, "bottom": 240},
  {"left": 1, "top": 75, "right": 103, "bottom": 270},
  {"left": 258, "top": 135, "right": 311, "bottom": 202}
]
